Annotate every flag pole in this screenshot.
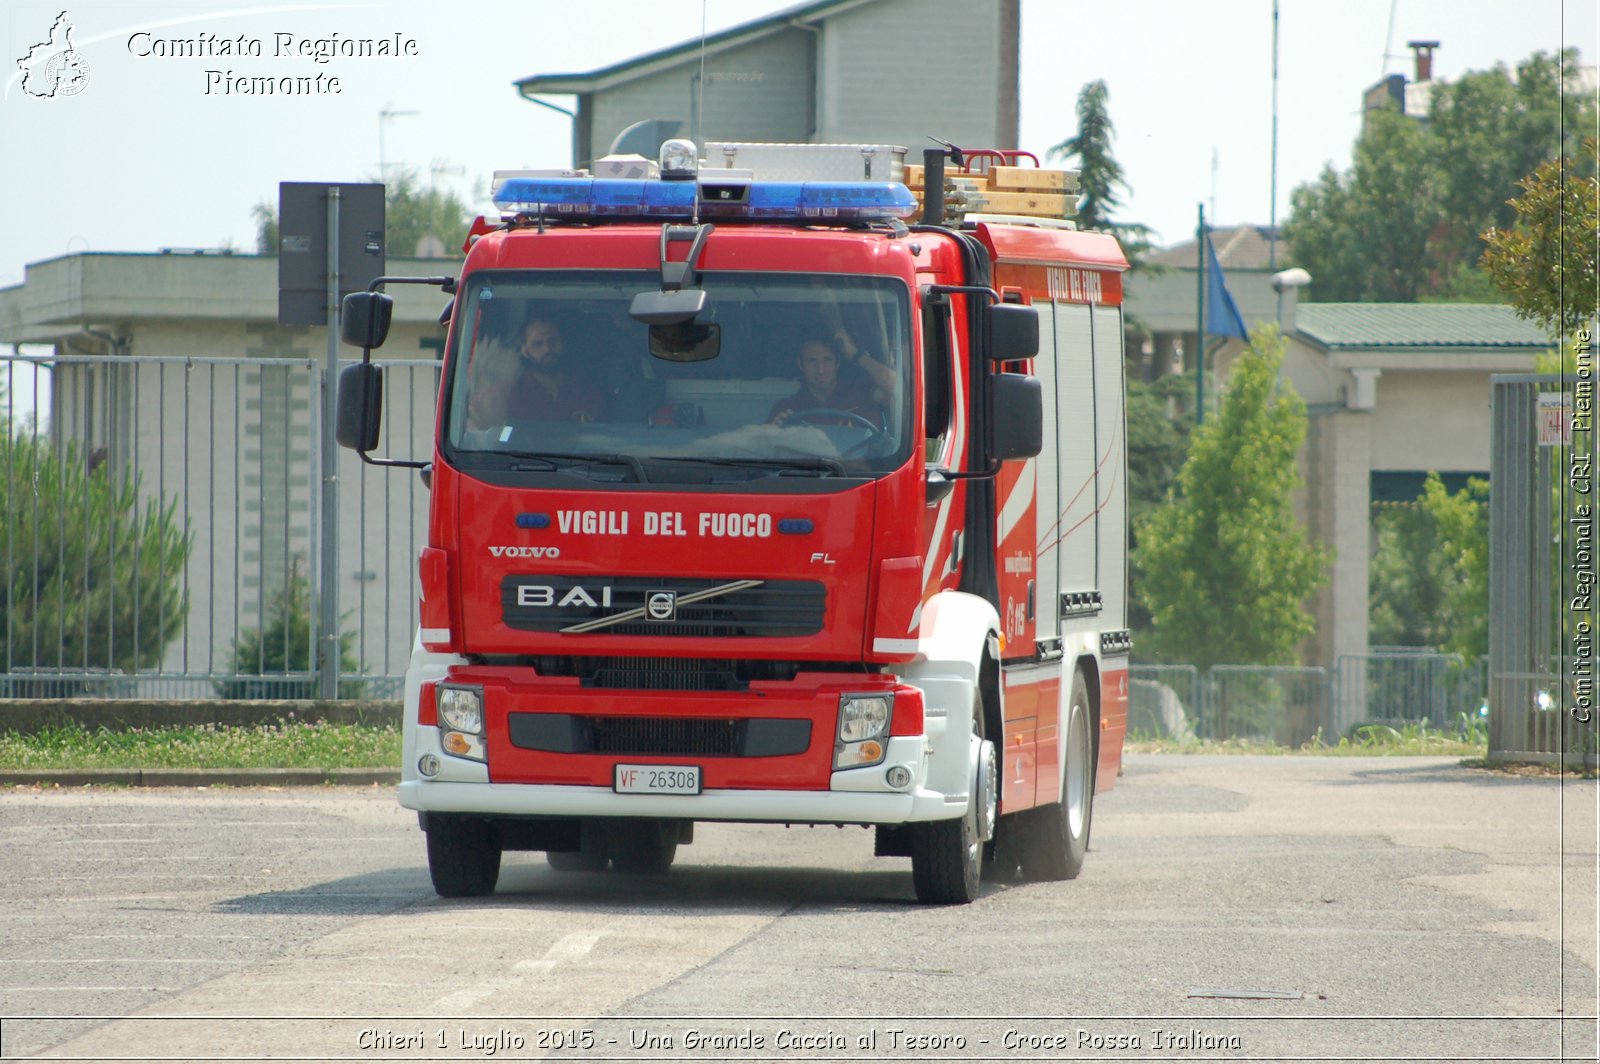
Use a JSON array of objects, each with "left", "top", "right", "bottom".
[{"left": 1196, "top": 202, "right": 1206, "bottom": 426}]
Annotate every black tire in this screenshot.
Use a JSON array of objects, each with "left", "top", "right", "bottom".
[
  {"left": 546, "top": 822, "right": 611, "bottom": 872},
  {"left": 607, "top": 819, "right": 679, "bottom": 875},
  {"left": 985, "top": 812, "right": 1024, "bottom": 882},
  {"left": 911, "top": 695, "right": 986, "bottom": 904},
  {"left": 425, "top": 816, "right": 502, "bottom": 898},
  {"left": 1020, "top": 668, "right": 1095, "bottom": 881}
]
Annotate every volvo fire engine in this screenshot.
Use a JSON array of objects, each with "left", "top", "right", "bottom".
[{"left": 336, "top": 139, "right": 1130, "bottom": 905}]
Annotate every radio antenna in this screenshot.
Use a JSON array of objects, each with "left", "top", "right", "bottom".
[{"left": 696, "top": 0, "right": 709, "bottom": 145}]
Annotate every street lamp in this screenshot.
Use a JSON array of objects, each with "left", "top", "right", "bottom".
[{"left": 1272, "top": 267, "right": 1312, "bottom": 327}]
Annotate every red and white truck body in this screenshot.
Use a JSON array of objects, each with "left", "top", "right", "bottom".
[{"left": 338, "top": 141, "right": 1129, "bottom": 903}]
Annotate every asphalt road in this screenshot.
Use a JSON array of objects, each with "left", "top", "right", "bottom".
[{"left": 0, "top": 755, "right": 1594, "bottom": 1063}]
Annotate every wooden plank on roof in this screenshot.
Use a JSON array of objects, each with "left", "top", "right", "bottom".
[
  {"left": 976, "top": 190, "right": 1071, "bottom": 218},
  {"left": 988, "top": 167, "right": 1078, "bottom": 193}
]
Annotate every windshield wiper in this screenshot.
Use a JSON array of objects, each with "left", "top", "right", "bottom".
[
  {"left": 498, "top": 450, "right": 649, "bottom": 483},
  {"left": 647, "top": 455, "right": 846, "bottom": 477}
]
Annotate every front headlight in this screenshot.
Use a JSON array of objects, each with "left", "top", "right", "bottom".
[
  {"left": 438, "top": 685, "right": 484, "bottom": 734},
  {"left": 835, "top": 693, "right": 893, "bottom": 769},
  {"left": 839, "top": 694, "right": 892, "bottom": 742}
]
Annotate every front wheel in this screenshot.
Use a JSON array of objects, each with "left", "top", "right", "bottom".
[
  {"left": 425, "top": 816, "right": 502, "bottom": 897},
  {"left": 1019, "top": 669, "right": 1095, "bottom": 881},
  {"left": 911, "top": 695, "right": 989, "bottom": 904}
]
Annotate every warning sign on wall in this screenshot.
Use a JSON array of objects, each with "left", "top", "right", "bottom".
[{"left": 1538, "top": 392, "right": 1571, "bottom": 447}]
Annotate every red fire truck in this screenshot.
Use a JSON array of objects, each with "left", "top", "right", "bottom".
[{"left": 337, "top": 140, "right": 1129, "bottom": 904}]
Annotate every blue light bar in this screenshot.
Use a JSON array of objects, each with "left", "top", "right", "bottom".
[
  {"left": 493, "top": 178, "right": 698, "bottom": 217},
  {"left": 493, "top": 177, "right": 917, "bottom": 222}
]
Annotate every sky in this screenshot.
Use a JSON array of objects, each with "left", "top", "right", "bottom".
[{"left": 0, "top": 0, "right": 1596, "bottom": 292}]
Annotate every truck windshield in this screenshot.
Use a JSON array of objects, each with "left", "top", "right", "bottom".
[{"left": 441, "top": 271, "right": 913, "bottom": 482}]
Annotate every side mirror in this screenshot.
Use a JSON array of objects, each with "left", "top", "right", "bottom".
[
  {"left": 990, "top": 303, "right": 1039, "bottom": 362},
  {"left": 336, "top": 362, "right": 384, "bottom": 451},
  {"left": 992, "top": 372, "right": 1043, "bottom": 460},
  {"left": 341, "top": 291, "right": 394, "bottom": 349}
]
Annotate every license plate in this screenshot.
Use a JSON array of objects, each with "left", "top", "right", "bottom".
[{"left": 614, "top": 764, "right": 701, "bottom": 795}]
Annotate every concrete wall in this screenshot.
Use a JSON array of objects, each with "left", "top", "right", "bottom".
[
  {"left": 567, "top": 0, "right": 1016, "bottom": 165},
  {"left": 1367, "top": 371, "right": 1493, "bottom": 473},
  {"left": 821, "top": 0, "right": 1012, "bottom": 146},
  {"left": 588, "top": 31, "right": 816, "bottom": 156}
]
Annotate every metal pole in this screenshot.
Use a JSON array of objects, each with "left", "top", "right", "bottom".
[
  {"left": 1196, "top": 203, "right": 1206, "bottom": 426},
  {"left": 1271, "top": 0, "right": 1283, "bottom": 326},
  {"left": 319, "top": 189, "right": 341, "bottom": 700},
  {"left": 1269, "top": 0, "right": 1279, "bottom": 274}
]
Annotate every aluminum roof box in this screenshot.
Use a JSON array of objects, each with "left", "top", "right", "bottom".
[{"left": 703, "top": 142, "right": 907, "bottom": 183}]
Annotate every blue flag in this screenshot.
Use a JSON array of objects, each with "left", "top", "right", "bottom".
[{"left": 1204, "top": 232, "right": 1249, "bottom": 340}]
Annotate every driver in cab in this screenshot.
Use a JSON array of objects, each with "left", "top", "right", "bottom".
[{"left": 768, "top": 330, "right": 893, "bottom": 429}]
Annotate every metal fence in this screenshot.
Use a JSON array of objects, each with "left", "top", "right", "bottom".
[
  {"left": 1131, "top": 653, "right": 1492, "bottom": 746},
  {"left": 0, "top": 351, "right": 437, "bottom": 700},
  {"left": 1208, "top": 665, "right": 1328, "bottom": 744},
  {"left": 1489, "top": 374, "right": 1599, "bottom": 765},
  {"left": 1332, "top": 651, "right": 1487, "bottom": 735},
  {"left": 1128, "top": 664, "right": 1200, "bottom": 742}
]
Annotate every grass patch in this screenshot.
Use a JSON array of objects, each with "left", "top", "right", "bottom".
[
  {"left": 0, "top": 721, "right": 401, "bottom": 771},
  {"left": 1127, "top": 718, "right": 1489, "bottom": 758}
]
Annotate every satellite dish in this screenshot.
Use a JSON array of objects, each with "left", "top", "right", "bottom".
[{"left": 608, "top": 119, "right": 683, "bottom": 160}]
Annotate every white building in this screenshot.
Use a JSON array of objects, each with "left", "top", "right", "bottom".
[
  {"left": 1221, "top": 303, "right": 1548, "bottom": 667},
  {"left": 515, "top": 0, "right": 1020, "bottom": 165}
]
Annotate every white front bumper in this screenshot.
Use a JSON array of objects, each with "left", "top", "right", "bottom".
[{"left": 397, "top": 778, "right": 965, "bottom": 825}]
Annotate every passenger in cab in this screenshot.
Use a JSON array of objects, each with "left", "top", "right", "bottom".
[{"left": 461, "top": 337, "right": 520, "bottom": 443}]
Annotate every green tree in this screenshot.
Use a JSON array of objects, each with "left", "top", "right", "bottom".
[
  {"left": 382, "top": 169, "right": 474, "bottom": 257},
  {"left": 1482, "top": 139, "right": 1600, "bottom": 336},
  {"left": 1421, "top": 474, "right": 1489, "bottom": 662},
  {"left": 1134, "top": 325, "right": 1329, "bottom": 668},
  {"left": 1286, "top": 50, "right": 1594, "bottom": 304},
  {"left": 1125, "top": 373, "right": 1194, "bottom": 529},
  {"left": 218, "top": 560, "right": 364, "bottom": 699},
  {"left": 1432, "top": 53, "right": 1593, "bottom": 279},
  {"left": 1125, "top": 373, "right": 1194, "bottom": 641},
  {"left": 1285, "top": 109, "right": 1441, "bottom": 301},
  {"left": 1049, "top": 79, "right": 1152, "bottom": 262},
  {"left": 253, "top": 169, "right": 473, "bottom": 258},
  {"left": 1368, "top": 475, "right": 1489, "bottom": 656},
  {"left": 0, "top": 436, "right": 192, "bottom": 689},
  {"left": 1368, "top": 501, "right": 1453, "bottom": 649}
]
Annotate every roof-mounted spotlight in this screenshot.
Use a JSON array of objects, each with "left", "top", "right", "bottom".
[{"left": 659, "top": 139, "right": 699, "bottom": 180}]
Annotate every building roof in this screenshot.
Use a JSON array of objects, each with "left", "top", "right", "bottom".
[
  {"left": 1294, "top": 303, "right": 1550, "bottom": 350},
  {"left": 515, "top": 0, "right": 871, "bottom": 96},
  {"left": 1147, "top": 225, "right": 1287, "bottom": 271},
  {"left": 0, "top": 252, "right": 449, "bottom": 343}
]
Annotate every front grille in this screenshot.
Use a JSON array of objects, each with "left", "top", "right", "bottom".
[
  {"left": 591, "top": 717, "right": 739, "bottom": 756},
  {"left": 520, "top": 656, "right": 876, "bottom": 692},
  {"left": 583, "top": 657, "right": 745, "bottom": 691},
  {"left": 508, "top": 713, "right": 812, "bottom": 758},
  {"left": 502, "top": 576, "right": 825, "bottom": 637}
]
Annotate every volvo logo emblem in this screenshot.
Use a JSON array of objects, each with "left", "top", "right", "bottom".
[{"left": 645, "top": 591, "right": 678, "bottom": 621}]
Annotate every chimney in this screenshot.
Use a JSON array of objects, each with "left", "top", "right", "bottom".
[{"left": 1407, "top": 40, "right": 1440, "bottom": 83}]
